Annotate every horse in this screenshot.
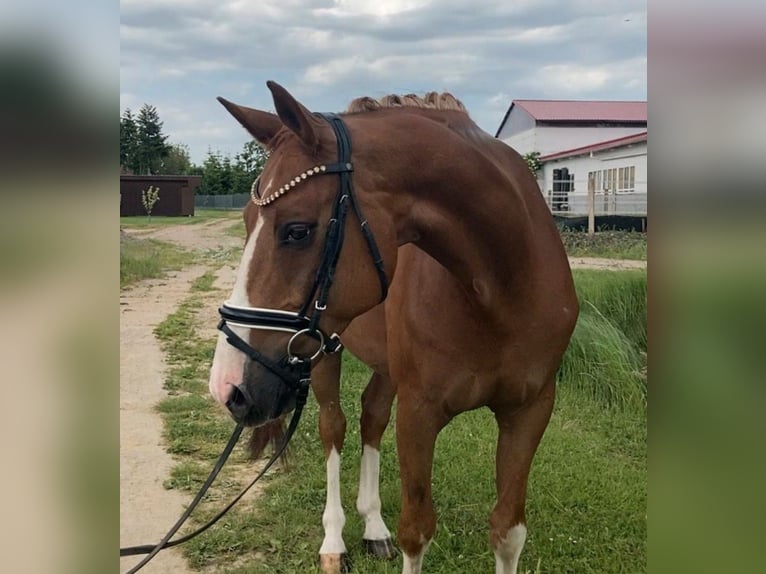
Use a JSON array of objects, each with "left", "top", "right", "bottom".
[{"left": 208, "top": 81, "right": 578, "bottom": 574}]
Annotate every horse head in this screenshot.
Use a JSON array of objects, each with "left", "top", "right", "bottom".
[{"left": 209, "top": 81, "right": 397, "bottom": 426}]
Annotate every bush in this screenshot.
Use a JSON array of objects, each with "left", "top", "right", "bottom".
[{"left": 559, "top": 227, "right": 647, "bottom": 260}]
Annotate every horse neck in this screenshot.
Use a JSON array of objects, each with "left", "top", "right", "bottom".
[{"left": 355, "top": 114, "right": 548, "bottom": 312}]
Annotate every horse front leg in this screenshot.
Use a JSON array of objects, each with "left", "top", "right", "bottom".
[
  {"left": 356, "top": 371, "right": 397, "bottom": 559},
  {"left": 313, "top": 352, "right": 351, "bottom": 574},
  {"left": 490, "top": 379, "right": 555, "bottom": 574}
]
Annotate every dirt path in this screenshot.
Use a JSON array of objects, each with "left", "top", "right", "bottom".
[
  {"left": 569, "top": 256, "right": 646, "bottom": 271},
  {"left": 120, "top": 219, "right": 240, "bottom": 574},
  {"left": 127, "top": 217, "right": 242, "bottom": 251}
]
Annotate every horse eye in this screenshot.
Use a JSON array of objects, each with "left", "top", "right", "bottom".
[
  {"left": 280, "top": 222, "right": 315, "bottom": 245},
  {"left": 289, "top": 226, "right": 310, "bottom": 241}
]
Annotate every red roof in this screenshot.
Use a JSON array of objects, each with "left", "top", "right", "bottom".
[
  {"left": 514, "top": 100, "right": 647, "bottom": 122},
  {"left": 540, "top": 131, "right": 647, "bottom": 162}
]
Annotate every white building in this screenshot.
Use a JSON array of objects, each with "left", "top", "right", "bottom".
[
  {"left": 495, "top": 99, "right": 647, "bottom": 157},
  {"left": 538, "top": 132, "right": 647, "bottom": 216},
  {"left": 494, "top": 99, "right": 647, "bottom": 217}
]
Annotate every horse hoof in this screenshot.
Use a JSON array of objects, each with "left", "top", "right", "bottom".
[
  {"left": 319, "top": 552, "right": 352, "bottom": 573},
  {"left": 363, "top": 538, "right": 397, "bottom": 560}
]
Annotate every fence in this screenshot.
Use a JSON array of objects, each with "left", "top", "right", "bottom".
[
  {"left": 196, "top": 183, "right": 648, "bottom": 233},
  {"left": 195, "top": 193, "right": 250, "bottom": 210},
  {"left": 541, "top": 179, "right": 647, "bottom": 233}
]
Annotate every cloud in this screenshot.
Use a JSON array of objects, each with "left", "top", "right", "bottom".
[
  {"left": 521, "top": 57, "right": 647, "bottom": 98},
  {"left": 120, "top": 0, "right": 646, "bottom": 163}
]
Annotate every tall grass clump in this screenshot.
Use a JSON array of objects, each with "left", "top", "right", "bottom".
[
  {"left": 559, "top": 270, "right": 647, "bottom": 410},
  {"left": 572, "top": 269, "right": 647, "bottom": 351},
  {"left": 119, "top": 236, "right": 195, "bottom": 288}
]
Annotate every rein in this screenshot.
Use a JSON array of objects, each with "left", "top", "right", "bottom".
[
  {"left": 120, "top": 114, "right": 388, "bottom": 572},
  {"left": 119, "top": 376, "right": 309, "bottom": 573}
]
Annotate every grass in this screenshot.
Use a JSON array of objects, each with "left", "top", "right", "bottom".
[
  {"left": 119, "top": 208, "right": 238, "bottom": 228},
  {"left": 559, "top": 270, "right": 647, "bottom": 410},
  {"left": 119, "top": 237, "right": 197, "bottom": 288},
  {"left": 570, "top": 269, "right": 647, "bottom": 351},
  {"left": 225, "top": 218, "right": 246, "bottom": 239},
  {"left": 151, "top": 268, "right": 647, "bottom": 573},
  {"left": 559, "top": 228, "right": 647, "bottom": 260}
]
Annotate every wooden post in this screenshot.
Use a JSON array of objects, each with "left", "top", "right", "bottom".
[{"left": 588, "top": 186, "right": 595, "bottom": 235}]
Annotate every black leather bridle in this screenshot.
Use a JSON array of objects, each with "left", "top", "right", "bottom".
[{"left": 217, "top": 112, "right": 389, "bottom": 389}]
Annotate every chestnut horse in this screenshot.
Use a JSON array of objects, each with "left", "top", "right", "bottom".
[{"left": 208, "top": 82, "right": 578, "bottom": 574}]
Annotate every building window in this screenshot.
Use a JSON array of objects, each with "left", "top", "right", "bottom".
[
  {"left": 588, "top": 166, "right": 636, "bottom": 193},
  {"left": 552, "top": 168, "right": 574, "bottom": 212}
]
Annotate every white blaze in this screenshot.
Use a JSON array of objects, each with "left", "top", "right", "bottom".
[{"left": 208, "top": 216, "right": 264, "bottom": 406}]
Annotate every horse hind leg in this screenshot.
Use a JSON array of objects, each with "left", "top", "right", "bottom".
[
  {"left": 490, "top": 379, "right": 556, "bottom": 574},
  {"left": 313, "top": 353, "right": 352, "bottom": 574},
  {"left": 356, "top": 372, "right": 397, "bottom": 560}
]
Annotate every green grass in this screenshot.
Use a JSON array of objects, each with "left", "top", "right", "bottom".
[
  {"left": 560, "top": 228, "right": 647, "bottom": 260},
  {"left": 572, "top": 269, "right": 647, "bottom": 351},
  {"left": 120, "top": 208, "right": 238, "bottom": 228},
  {"left": 558, "top": 270, "right": 647, "bottom": 410},
  {"left": 191, "top": 270, "right": 217, "bottom": 292},
  {"left": 152, "top": 269, "right": 647, "bottom": 573},
  {"left": 225, "top": 218, "right": 246, "bottom": 239},
  {"left": 119, "top": 237, "right": 196, "bottom": 288}
]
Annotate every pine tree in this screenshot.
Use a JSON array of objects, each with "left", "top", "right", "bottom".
[
  {"left": 233, "top": 140, "right": 269, "bottom": 194},
  {"left": 197, "top": 150, "right": 226, "bottom": 195},
  {"left": 136, "top": 104, "right": 170, "bottom": 174},
  {"left": 119, "top": 109, "right": 139, "bottom": 173},
  {"left": 235, "top": 140, "right": 268, "bottom": 177}
]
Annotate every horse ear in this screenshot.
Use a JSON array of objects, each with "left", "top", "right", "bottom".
[
  {"left": 217, "top": 97, "right": 283, "bottom": 147},
  {"left": 266, "top": 80, "right": 321, "bottom": 153}
]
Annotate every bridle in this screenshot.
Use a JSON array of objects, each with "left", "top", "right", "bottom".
[
  {"left": 120, "top": 113, "right": 389, "bottom": 573},
  {"left": 217, "top": 112, "right": 389, "bottom": 390}
]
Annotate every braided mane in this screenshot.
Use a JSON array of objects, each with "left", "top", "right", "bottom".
[{"left": 346, "top": 92, "right": 468, "bottom": 114}]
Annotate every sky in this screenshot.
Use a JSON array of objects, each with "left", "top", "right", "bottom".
[{"left": 120, "top": 0, "right": 646, "bottom": 165}]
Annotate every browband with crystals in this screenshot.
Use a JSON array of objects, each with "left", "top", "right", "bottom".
[{"left": 250, "top": 162, "right": 353, "bottom": 207}]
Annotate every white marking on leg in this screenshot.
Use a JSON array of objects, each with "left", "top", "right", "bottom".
[
  {"left": 356, "top": 445, "right": 391, "bottom": 541},
  {"left": 209, "top": 216, "right": 264, "bottom": 406},
  {"left": 320, "top": 447, "right": 347, "bottom": 555},
  {"left": 402, "top": 537, "right": 430, "bottom": 574},
  {"left": 494, "top": 523, "right": 527, "bottom": 574}
]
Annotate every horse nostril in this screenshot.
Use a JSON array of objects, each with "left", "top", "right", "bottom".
[{"left": 226, "top": 384, "right": 249, "bottom": 414}]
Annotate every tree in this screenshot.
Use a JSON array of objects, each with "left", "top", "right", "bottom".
[
  {"left": 196, "top": 141, "right": 269, "bottom": 196},
  {"left": 159, "top": 143, "right": 192, "bottom": 175},
  {"left": 119, "top": 109, "right": 139, "bottom": 173},
  {"left": 235, "top": 140, "right": 269, "bottom": 177},
  {"left": 233, "top": 140, "right": 269, "bottom": 195},
  {"left": 523, "top": 151, "right": 542, "bottom": 175},
  {"left": 196, "top": 149, "right": 227, "bottom": 195},
  {"left": 141, "top": 185, "right": 160, "bottom": 220},
  {"left": 136, "top": 104, "right": 171, "bottom": 174}
]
